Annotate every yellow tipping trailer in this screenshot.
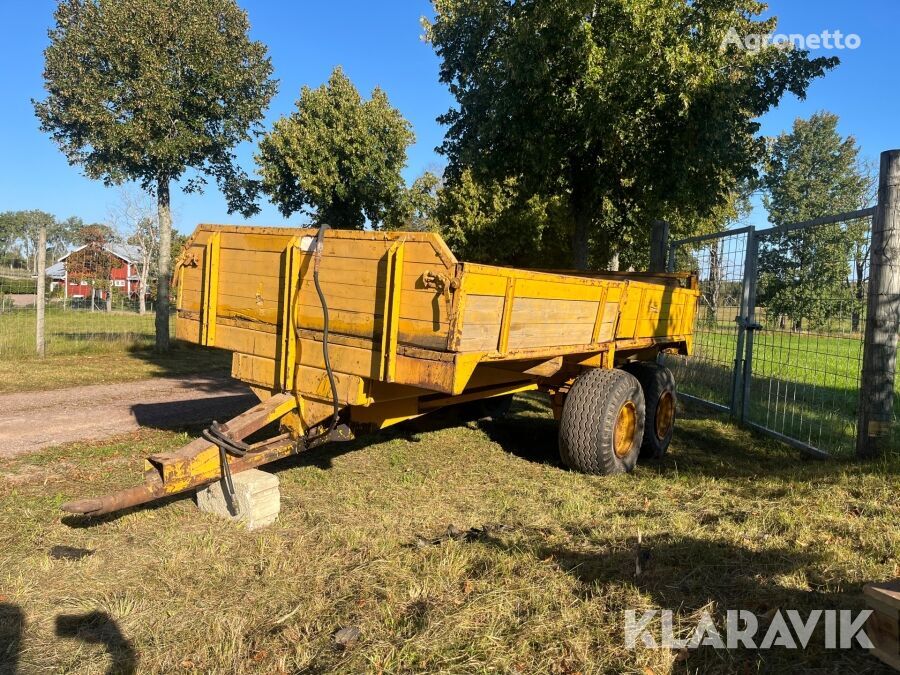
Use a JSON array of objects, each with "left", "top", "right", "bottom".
[{"left": 62, "top": 225, "right": 699, "bottom": 516}]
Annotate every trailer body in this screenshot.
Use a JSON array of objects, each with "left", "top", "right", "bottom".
[
  {"left": 62, "top": 225, "right": 699, "bottom": 517},
  {"left": 175, "top": 225, "right": 698, "bottom": 431}
]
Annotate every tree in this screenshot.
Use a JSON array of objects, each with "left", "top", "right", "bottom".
[
  {"left": 109, "top": 190, "right": 158, "bottom": 315},
  {"left": 426, "top": 0, "right": 837, "bottom": 269},
  {"left": 435, "top": 168, "right": 571, "bottom": 268},
  {"left": 760, "top": 112, "right": 874, "bottom": 330},
  {"left": 256, "top": 67, "right": 415, "bottom": 229},
  {"left": 386, "top": 171, "right": 442, "bottom": 232},
  {"left": 66, "top": 224, "right": 123, "bottom": 312},
  {"left": 35, "top": 0, "right": 277, "bottom": 350},
  {"left": 0, "top": 210, "right": 72, "bottom": 273}
]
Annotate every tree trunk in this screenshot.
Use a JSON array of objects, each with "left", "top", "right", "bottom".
[
  {"left": 139, "top": 257, "right": 149, "bottom": 315},
  {"left": 607, "top": 249, "right": 620, "bottom": 272},
  {"left": 106, "top": 289, "right": 112, "bottom": 312},
  {"left": 570, "top": 186, "right": 592, "bottom": 270},
  {"left": 155, "top": 178, "right": 172, "bottom": 351}
]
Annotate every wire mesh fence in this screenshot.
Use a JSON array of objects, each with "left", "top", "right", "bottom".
[
  {"left": 662, "top": 228, "right": 750, "bottom": 412},
  {"left": 744, "top": 215, "right": 873, "bottom": 456},
  {"left": 667, "top": 208, "right": 899, "bottom": 457},
  {"left": 0, "top": 244, "right": 170, "bottom": 361}
]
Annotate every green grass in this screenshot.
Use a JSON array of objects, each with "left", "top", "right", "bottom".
[
  {"left": 668, "top": 323, "right": 900, "bottom": 456},
  {"left": 0, "top": 396, "right": 897, "bottom": 674},
  {"left": 0, "top": 307, "right": 235, "bottom": 393},
  {"left": 0, "top": 307, "right": 167, "bottom": 360},
  {"left": 0, "top": 345, "right": 232, "bottom": 394}
]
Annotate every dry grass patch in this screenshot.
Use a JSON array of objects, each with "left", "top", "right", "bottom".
[{"left": 1, "top": 395, "right": 897, "bottom": 673}]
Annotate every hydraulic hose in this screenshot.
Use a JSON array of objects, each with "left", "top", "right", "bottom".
[{"left": 308, "top": 223, "right": 340, "bottom": 440}]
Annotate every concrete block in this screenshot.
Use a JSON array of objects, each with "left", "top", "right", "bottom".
[{"left": 195, "top": 469, "right": 280, "bottom": 530}]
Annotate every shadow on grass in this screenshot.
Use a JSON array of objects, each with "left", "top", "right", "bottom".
[
  {"left": 478, "top": 531, "right": 883, "bottom": 673},
  {"left": 55, "top": 611, "right": 137, "bottom": 675},
  {"left": 0, "top": 603, "right": 24, "bottom": 675},
  {"left": 122, "top": 343, "right": 233, "bottom": 380},
  {"left": 130, "top": 392, "right": 256, "bottom": 432}
]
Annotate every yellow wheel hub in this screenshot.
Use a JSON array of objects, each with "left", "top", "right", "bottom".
[
  {"left": 655, "top": 391, "right": 675, "bottom": 440},
  {"left": 613, "top": 401, "right": 637, "bottom": 458}
]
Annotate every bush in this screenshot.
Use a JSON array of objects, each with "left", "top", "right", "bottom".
[{"left": 0, "top": 277, "right": 45, "bottom": 294}]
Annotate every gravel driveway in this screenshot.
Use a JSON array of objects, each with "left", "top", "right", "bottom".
[{"left": 0, "top": 374, "right": 255, "bottom": 458}]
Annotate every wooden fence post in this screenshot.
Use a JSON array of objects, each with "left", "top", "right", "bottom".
[
  {"left": 650, "top": 219, "right": 670, "bottom": 273},
  {"left": 36, "top": 223, "right": 46, "bottom": 357},
  {"left": 857, "top": 149, "right": 900, "bottom": 458}
]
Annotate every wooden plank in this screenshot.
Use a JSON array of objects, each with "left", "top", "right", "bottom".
[
  {"left": 295, "top": 289, "right": 447, "bottom": 323},
  {"left": 513, "top": 277, "right": 606, "bottom": 301},
  {"left": 507, "top": 321, "right": 595, "bottom": 349},
  {"left": 459, "top": 294, "right": 503, "bottom": 351},
  {"left": 231, "top": 352, "right": 278, "bottom": 388},
  {"left": 864, "top": 580, "right": 900, "bottom": 670},
  {"left": 509, "top": 297, "right": 600, "bottom": 325}
]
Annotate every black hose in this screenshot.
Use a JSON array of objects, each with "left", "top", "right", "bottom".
[{"left": 308, "top": 223, "right": 340, "bottom": 440}]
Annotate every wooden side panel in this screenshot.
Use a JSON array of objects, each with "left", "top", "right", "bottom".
[
  {"left": 175, "top": 226, "right": 458, "bottom": 357},
  {"left": 458, "top": 295, "right": 504, "bottom": 351},
  {"left": 507, "top": 298, "right": 598, "bottom": 349},
  {"left": 619, "top": 281, "right": 696, "bottom": 340},
  {"left": 455, "top": 264, "right": 628, "bottom": 355}
]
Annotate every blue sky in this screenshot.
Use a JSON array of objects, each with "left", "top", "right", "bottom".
[{"left": 0, "top": 0, "right": 897, "bottom": 235}]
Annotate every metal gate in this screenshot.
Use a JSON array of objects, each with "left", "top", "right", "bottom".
[{"left": 665, "top": 208, "right": 877, "bottom": 457}]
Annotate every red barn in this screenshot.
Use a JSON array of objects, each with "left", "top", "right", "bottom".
[{"left": 46, "top": 243, "right": 144, "bottom": 301}]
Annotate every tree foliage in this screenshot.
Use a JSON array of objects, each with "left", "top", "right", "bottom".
[
  {"left": 257, "top": 67, "right": 415, "bottom": 229},
  {"left": 426, "top": 0, "right": 837, "bottom": 268},
  {"left": 0, "top": 210, "right": 75, "bottom": 272},
  {"left": 760, "top": 112, "right": 874, "bottom": 330},
  {"left": 34, "top": 0, "right": 277, "bottom": 348},
  {"left": 435, "top": 169, "right": 571, "bottom": 268},
  {"left": 385, "top": 171, "right": 442, "bottom": 232}
]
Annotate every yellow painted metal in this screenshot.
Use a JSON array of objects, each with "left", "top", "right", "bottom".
[
  {"left": 278, "top": 236, "right": 301, "bottom": 392},
  {"left": 379, "top": 240, "right": 405, "bottom": 382},
  {"left": 613, "top": 400, "right": 637, "bottom": 458},
  {"left": 497, "top": 276, "right": 516, "bottom": 354},
  {"left": 200, "top": 232, "right": 221, "bottom": 346},
  {"left": 655, "top": 391, "right": 676, "bottom": 440},
  {"left": 174, "top": 225, "right": 700, "bottom": 432}
]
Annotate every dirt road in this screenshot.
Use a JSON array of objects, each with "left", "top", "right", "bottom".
[{"left": 0, "top": 374, "right": 255, "bottom": 458}]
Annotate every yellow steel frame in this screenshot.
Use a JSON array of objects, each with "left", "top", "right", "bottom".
[
  {"left": 379, "top": 240, "right": 405, "bottom": 382},
  {"left": 278, "top": 236, "right": 302, "bottom": 392},
  {"left": 200, "top": 231, "right": 221, "bottom": 346}
]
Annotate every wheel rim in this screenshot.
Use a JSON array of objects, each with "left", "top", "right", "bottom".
[
  {"left": 655, "top": 391, "right": 675, "bottom": 440},
  {"left": 613, "top": 401, "right": 637, "bottom": 457}
]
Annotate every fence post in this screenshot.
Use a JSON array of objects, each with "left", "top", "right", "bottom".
[
  {"left": 857, "top": 149, "right": 900, "bottom": 458},
  {"left": 730, "top": 227, "right": 756, "bottom": 419},
  {"left": 650, "top": 220, "right": 670, "bottom": 273},
  {"left": 36, "top": 223, "right": 46, "bottom": 357}
]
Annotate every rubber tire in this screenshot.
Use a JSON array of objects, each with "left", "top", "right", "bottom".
[
  {"left": 622, "top": 361, "right": 676, "bottom": 459},
  {"left": 558, "top": 368, "right": 645, "bottom": 474}
]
